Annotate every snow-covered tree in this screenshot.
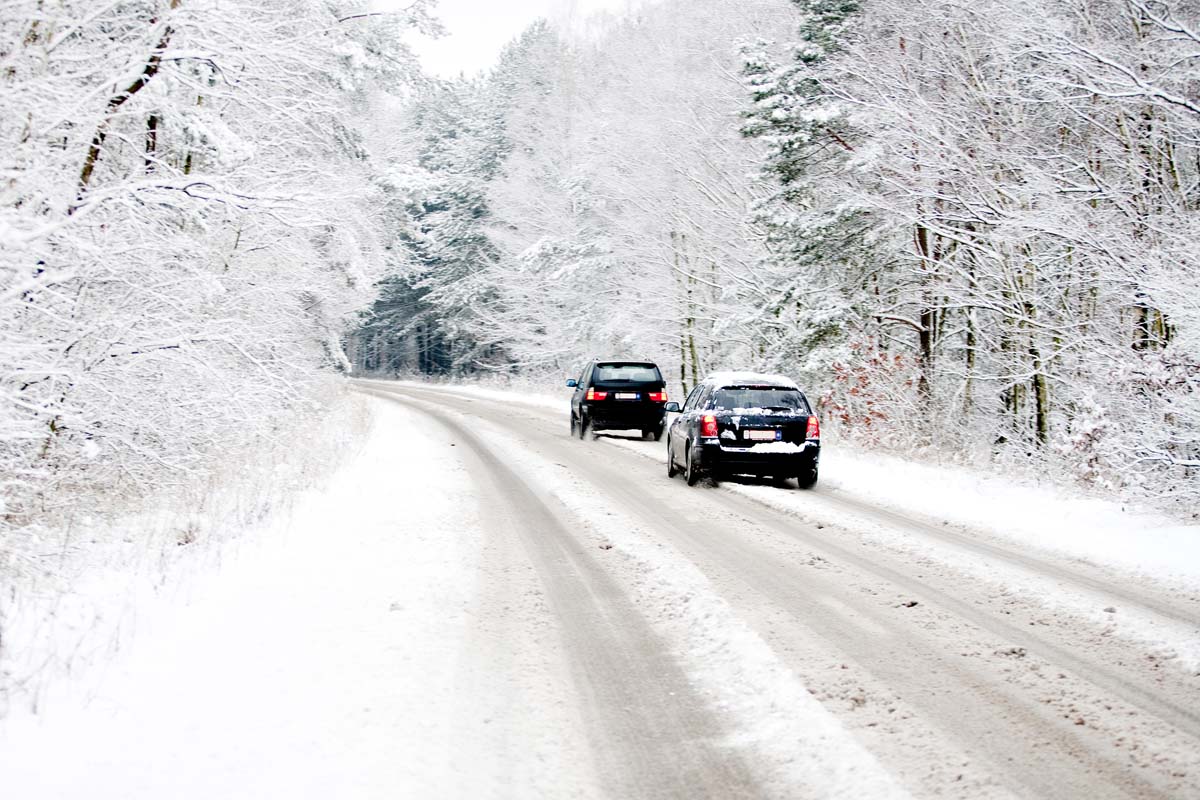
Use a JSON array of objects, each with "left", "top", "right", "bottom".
[
  {"left": 343, "top": 0, "right": 1198, "bottom": 507},
  {"left": 352, "top": 74, "right": 510, "bottom": 376},
  {"left": 747, "top": 0, "right": 1200, "bottom": 498},
  {"left": 1, "top": 0, "right": 433, "bottom": 660}
]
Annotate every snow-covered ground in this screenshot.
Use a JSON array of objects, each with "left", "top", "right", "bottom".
[
  {"left": 428, "top": 379, "right": 1200, "bottom": 672},
  {"left": 817, "top": 450, "right": 1200, "bottom": 586},
  {"left": 364, "top": 380, "right": 1200, "bottom": 797},
  {"left": 0, "top": 399, "right": 502, "bottom": 797},
  {"left": 2, "top": 394, "right": 895, "bottom": 798},
  {"left": 3, "top": 380, "right": 1198, "bottom": 799}
]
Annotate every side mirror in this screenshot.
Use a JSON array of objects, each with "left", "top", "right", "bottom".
[
  {"left": 664, "top": 402, "right": 681, "bottom": 413},
  {"left": 566, "top": 378, "right": 578, "bottom": 388}
]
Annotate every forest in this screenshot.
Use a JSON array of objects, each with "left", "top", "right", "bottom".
[
  {"left": 3, "top": 0, "right": 1198, "bottom": 785},
  {"left": 0, "top": 0, "right": 438, "bottom": 641},
  {"left": 353, "top": 0, "right": 1200, "bottom": 509},
  {"left": 2, "top": 0, "right": 1198, "bottom": 597}
]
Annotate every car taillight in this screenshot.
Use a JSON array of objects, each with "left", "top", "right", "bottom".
[
  {"left": 701, "top": 414, "right": 718, "bottom": 437},
  {"left": 806, "top": 415, "right": 820, "bottom": 440},
  {"left": 586, "top": 388, "right": 607, "bottom": 401},
  {"left": 649, "top": 392, "right": 667, "bottom": 402}
]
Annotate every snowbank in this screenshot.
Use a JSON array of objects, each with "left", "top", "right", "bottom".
[
  {"left": 0, "top": 397, "right": 497, "bottom": 797},
  {"left": 819, "top": 448, "right": 1200, "bottom": 587}
]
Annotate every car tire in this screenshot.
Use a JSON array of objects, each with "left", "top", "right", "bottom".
[
  {"left": 666, "top": 435, "right": 678, "bottom": 478},
  {"left": 684, "top": 443, "right": 701, "bottom": 486},
  {"left": 570, "top": 413, "right": 578, "bottom": 437},
  {"left": 651, "top": 423, "right": 664, "bottom": 442},
  {"left": 578, "top": 413, "right": 589, "bottom": 440},
  {"left": 797, "top": 467, "right": 818, "bottom": 489}
]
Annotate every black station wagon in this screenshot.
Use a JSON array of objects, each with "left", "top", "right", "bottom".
[{"left": 665, "top": 372, "right": 820, "bottom": 488}]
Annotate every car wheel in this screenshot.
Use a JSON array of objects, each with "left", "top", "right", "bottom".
[
  {"left": 797, "top": 468, "right": 818, "bottom": 489},
  {"left": 666, "top": 435, "right": 678, "bottom": 478},
  {"left": 578, "top": 413, "right": 589, "bottom": 440},
  {"left": 651, "top": 423, "right": 664, "bottom": 442},
  {"left": 570, "top": 413, "right": 578, "bottom": 437},
  {"left": 685, "top": 443, "right": 701, "bottom": 486}
]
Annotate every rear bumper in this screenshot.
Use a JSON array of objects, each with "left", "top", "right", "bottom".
[
  {"left": 698, "top": 440, "right": 819, "bottom": 476},
  {"left": 584, "top": 403, "right": 666, "bottom": 431}
]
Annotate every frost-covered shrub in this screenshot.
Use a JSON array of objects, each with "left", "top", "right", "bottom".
[{"left": 818, "top": 341, "right": 917, "bottom": 448}]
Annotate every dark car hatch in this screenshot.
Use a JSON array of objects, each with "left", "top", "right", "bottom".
[
  {"left": 709, "top": 386, "right": 810, "bottom": 445},
  {"left": 591, "top": 363, "right": 665, "bottom": 403}
]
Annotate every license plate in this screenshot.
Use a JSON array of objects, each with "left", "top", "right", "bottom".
[
  {"left": 615, "top": 392, "right": 639, "bottom": 400},
  {"left": 746, "top": 429, "right": 778, "bottom": 441}
]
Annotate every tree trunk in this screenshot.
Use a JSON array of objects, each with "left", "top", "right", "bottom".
[
  {"left": 145, "top": 113, "right": 160, "bottom": 172},
  {"left": 76, "top": 1, "right": 182, "bottom": 202},
  {"left": 1032, "top": 354, "right": 1049, "bottom": 446},
  {"left": 913, "top": 222, "right": 935, "bottom": 401}
]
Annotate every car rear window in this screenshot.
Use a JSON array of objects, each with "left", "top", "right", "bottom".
[
  {"left": 595, "top": 364, "right": 662, "bottom": 383},
  {"left": 710, "top": 387, "right": 809, "bottom": 413}
]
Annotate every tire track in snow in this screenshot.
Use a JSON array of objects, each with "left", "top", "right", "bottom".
[
  {"left": 371, "top": 381, "right": 1200, "bottom": 799},
  {"left": 809, "top": 488, "right": 1200, "bottom": 630},
  {"left": 360, "top": 387, "right": 763, "bottom": 799},
  {"left": 390, "top": 382, "right": 1200, "bottom": 662}
]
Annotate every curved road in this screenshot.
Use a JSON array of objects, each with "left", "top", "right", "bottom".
[{"left": 356, "top": 380, "right": 1200, "bottom": 800}]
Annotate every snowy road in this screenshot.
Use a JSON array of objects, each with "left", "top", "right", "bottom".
[
  {"left": 357, "top": 380, "right": 1200, "bottom": 800},
  {"left": 403, "top": 391, "right": 761, "bottom": 798},
  {"left": 5, "top": 380, "right": 1197, "bottom": 799}
]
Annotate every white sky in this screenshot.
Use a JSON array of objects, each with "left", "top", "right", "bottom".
[{"left": 377, "top": 0, "right": 636, "bottom": 78}]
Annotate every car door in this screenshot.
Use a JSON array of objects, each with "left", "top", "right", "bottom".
[
  {"left": 571, "top": 364, "right": 591, "bottom": 421},
  {"left": 671, "top": 384, "right": 703, "bottom": 462},
  {"left": 689, "top": 385, "right": 713, "bottom": 445}
]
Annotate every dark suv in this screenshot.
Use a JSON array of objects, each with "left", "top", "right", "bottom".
[
  {"left": 568, "top": 360, "right": 670, "bottom": 440},
  {"left": 665, "top": 372, "right": 820, "bottom": 488}
]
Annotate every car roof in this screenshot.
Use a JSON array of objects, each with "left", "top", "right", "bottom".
[
  {"left": 592, "top": 359, "right": 658, "bottom": 365},
  {"left": 592, "top": 357, "right": 662, "bottom": 367},
  {"left": 702, "top": 371, "right": 799, "bottom": 390}
]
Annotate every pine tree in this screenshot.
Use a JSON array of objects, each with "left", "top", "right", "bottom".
[
  {"left": 740, "top": 1, "right": 893, "bottom": 416},
  {"left": 353, "top": 78, "right": 510, "bottom": 375}
]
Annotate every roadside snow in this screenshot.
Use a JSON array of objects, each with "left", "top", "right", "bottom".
[
  {"left": 817, "top": 448, "right": 1200, "bottom": 586},
  {"left": 0, "top": 398, "right": 566, "bottom": 798},
  {"left": 0, "top": 384, "right": 367, "bottom": 717}
]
